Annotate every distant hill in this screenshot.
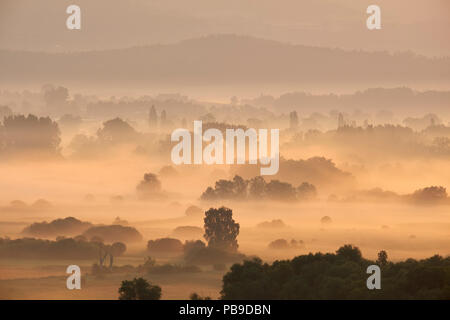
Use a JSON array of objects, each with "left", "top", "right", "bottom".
[{"left": 1, "top": 35, "right": 449, "bottom": 86}]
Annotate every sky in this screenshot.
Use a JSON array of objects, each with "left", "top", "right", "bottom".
[{"left": 0, "top": 0, "right": 449, "bottom": 56}]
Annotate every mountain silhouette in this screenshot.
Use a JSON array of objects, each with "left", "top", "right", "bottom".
[{"left": 1, "top": 35, "right": 448, "bottom": 86}]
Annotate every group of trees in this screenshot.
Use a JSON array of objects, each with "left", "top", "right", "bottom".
[
  {"left": 409, "top": 186, "right": 448, "bottom": 204},
  {"left": 0, "top": 236, "right": 123, "bottom": 260},
  {"left": 145, "top": 206, "right": 241, "bottom": 264},
  {"left": 0, "top": 114, "right": 61, "bottom": 156},
  {"left": 145, "top": 206, "right": 243, "bottom": 266},
  {"left": 293, "top": 124, "right": 450, "bottom": 160},
  {"left": 117, "top": 243, "right": 449, "bottom": 300},
  {"left": 22, "top": 217, "right": 92, "bottom": 237},
  {"left": 91, "top": 241, "right": 127, "bottom": 273},
  {"left": 344, "top": 185, "right": 449, "bottom": 205},
  {"left": 148, "top": 105, "right": 172, "bottom": 130},
  {"left": 249, "top": 88, "right": 450, "bottom": 118},
  {"left": 201, "top": 175, "right": 317, "bottom": 202},
  {"left": 147, "top": 238, "right": 184, "bottom": 253},
  {"left": 82, "top": 225, "right": 143, "bottom": 243},
  {"left": 221, "top": 245, "right": 450, "bottom": 299},
  {"left": 21, "top": 217, "right": 144, "bottom": 243},
  {"left": 268, "top": 239, "right": 305, "bottom": 250},
  {"left": 231, "top": 157, "right": 354, "bottom": 194}
]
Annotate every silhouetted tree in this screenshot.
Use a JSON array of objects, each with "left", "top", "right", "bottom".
[
  {"left": 97, "top": 118, "right": 137, "bottom": 144},
  {"left": 289, "top": 111, "right": 299, "bottom": 129},
  {"left": 204, "top": 207, "right": 240, "bottom": 252},
  {"left": 136, "top": 173, "right": 162, "bottom": 199},
  {"left": 338, "top": 113, "right": 345, "bottom": 128},
  {"left": 148, "top": 105, "right": 158, "bottom": 128},
  {"left": 377, "top": 250, "right": 388, "bottom": 266},
  {"left": 297, "top": 182, "right": 317, "bottom": 200},
  {"left": 265, "top": 180, "right": 297, "bottom": 201},
  {"left": 248, "top": 176, "right": 266, "bottom": 199},
  {"left": 42, "top": 84, "right": 69, "bottom": 106},
  {"left": 110, "top": 242, "right": 127, "bottom": 257},
  {"left": 118, "top": 277, "right": 161, "bottom": 300},
  {"left": 336, "top": 244, "right": 362, "bottom": 261},
  {"left": 0, "top": 105, "right": 12, "bottom": 120},
  {"left": 411, "top": 186, "right": 447, "bottom": 204},
  {"left": 160, "top": 110, "right": 167, "bottom": 128}
]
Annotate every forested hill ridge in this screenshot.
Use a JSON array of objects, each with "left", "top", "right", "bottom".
[{"left": 1, "top": 35, "right": 449, "bottom": 86}]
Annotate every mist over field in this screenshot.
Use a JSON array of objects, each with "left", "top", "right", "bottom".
[{"left": 0, "top": 0, "right": 449, "bottom": 300}]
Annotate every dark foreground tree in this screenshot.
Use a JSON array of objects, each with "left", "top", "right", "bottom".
[
  {"left": 204, "top": 207, "right": 240, "bottom": 252},
  {"left": 377, "top": 250, "right": 388, "bottom": 266},
  {"left": 221, "top": 245, "right": 450, "bottom": 300},
  {"left": 118, "top": 277, "right": 161, "bottom": 300}
]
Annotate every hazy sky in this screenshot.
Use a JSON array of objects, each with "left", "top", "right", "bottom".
[{"left": 0, "top": 0, "right": 449, "bottom": 56}]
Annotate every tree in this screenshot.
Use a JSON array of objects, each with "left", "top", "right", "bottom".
[
  {"left": 118, "top": 277, "right": 161, "bottom": 300},
  {"left": 136, "top": 173, "right": 162, "bottom": 199},
  {"left": 160, "top": 110, "right": 167, "bottom": 128},
  {"left": 336, "top": 244, "right": 362, "bottom": 261},
  {"left": 248, "top": 176, "right": 266, "bottom": 199},
  {"left": 97, "top": 118, "right": 137, "bottom": 144},
  {"left": 265, "top": 180, "right": 297, "bottom": 201},
  {"left": 289, "top": 111, "right": 299, "bottom": 129},
  {"left": 411, "top": 186, "right": 447, "bottom": 204},
  {"left": 1, "top": 114, "right": 61, "bottom": 155},
  {"left": 204, "top": 207, "right": 240, "bottom": 252},
  {"left": 297, "top": 182, "right": 317, "bottom": 200},
  {"left": 338, "top": 113, "right": 345, "bottom": 128},
  {"left": 110, "top": 242, "right": 127, "bottom": 257},
  {"left": 0, "top": 105, "right": 12, "bottom": 120},
  {"left": 377, "top": 250, "right": 388, "bottom": 266},
  {"left": 42, "top": 84, "right": 69, "bottom": 106},
  {"left": 148, "top": 105, "right": 158, "bottom": 128}
]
